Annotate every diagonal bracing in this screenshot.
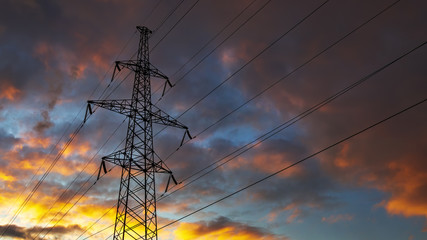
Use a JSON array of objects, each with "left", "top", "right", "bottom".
[{"left": 87, "top": 26, "right": 190, "bottom": 240}]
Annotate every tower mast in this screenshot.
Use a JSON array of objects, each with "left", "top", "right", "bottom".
[{"left": 87, "top": 26, "right": 191, "bottom": 240}]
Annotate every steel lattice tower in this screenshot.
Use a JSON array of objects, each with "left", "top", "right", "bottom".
[{"left": 87, "top": 26, "right": 190, "bottom": 240}]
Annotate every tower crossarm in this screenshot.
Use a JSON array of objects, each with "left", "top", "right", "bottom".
[
  {"left": 100, "top": 147, "right": 159, "bottom": 173},
  {"left": 114, "top": 60, "right": 173, "bottom": 96},
  {"left": 148, "top": 63, "right": 169, "bottom": 80},
  {"left": 102, "top": 148, "right": 130, "bottom": 168},
  {"left": 88, "top": 99, "right": 133, "bottom": 117},
  {"left": 87, "top": 100, "right": 191, "bottom": 129},
  {"left": 150, "top": 104, "right": 187, "bottom": 129},
  {"left": 114, "top": 61, "right": 170, "bottom": 80},
  {"left": 151, "top": 104, "right": 193, "bottom": 146}
]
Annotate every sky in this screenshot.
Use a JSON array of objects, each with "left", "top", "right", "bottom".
[{"left": 0, "top": 0, "right": 426, "bottom": 239}]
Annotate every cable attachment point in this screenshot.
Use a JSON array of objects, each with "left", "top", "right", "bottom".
[
  {"left": 84, "top": 103, "right": 93, "bottom": 123},
  {"left": 110, "top": 61, "right": 122, "bottom": 82},
  {"left": 161, "top": 173, "right": 178, "bottom": 197},
  {"left": 161, "top": 78, "right": 174, "bottom": 97},
  {"left": 180, "top": 128, "right": 193, "bottom": 147},
  {"left": 97, "top": 158, "right": 108, "bottom": 180}
]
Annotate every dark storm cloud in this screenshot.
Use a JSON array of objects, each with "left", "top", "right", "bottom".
[
  {"left": 0, "top": 0, "right": 157, "bottom": 112},
  {"left": 152, "top": 0, "right": 427, "bottom": 231},
  {"left": 228, "top": 0, "right": 427, "bottom": 227},
  {"left": 1, "top": 0, "right": 426, "bottom": 238},
  {"left": 0, "top": 128, "right": 20, "bottom": 150},
  {"left": 33, "top": 110, "right": 54, "bottom": 134},
  {"left": 0, "top": 224, "right": 83, "bottom": 239}
]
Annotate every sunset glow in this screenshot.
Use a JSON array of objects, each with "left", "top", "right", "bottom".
[{"left": 0, "top": 0, "right": 426, "bottom": 240}]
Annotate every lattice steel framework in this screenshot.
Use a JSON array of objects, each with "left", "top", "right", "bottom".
[{"left": 87, "top": 26, "right": 190, "bottom": 240}]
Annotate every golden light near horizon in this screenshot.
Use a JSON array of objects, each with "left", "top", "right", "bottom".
[{"left": 0, "top": 0, "right": 426, "bottom": 239}]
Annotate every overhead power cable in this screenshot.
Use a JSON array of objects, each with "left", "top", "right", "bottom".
[
  {"left": 75, "top": 205, "right": 116, "bottom": 240},
  {"left": 158, "top": 96, "right": 427, "bottom": 230},
  {"left": 1, "top": 59, "right": 115, "bottom": 230},
  {"left": 142, "top": 0, "right": 164, "bottom": 27},
  {"left": 38, "top": 166, "right": 118, "bottom": 240},
  {"left": 176, "top": 0, "right": 327, "bottom": 116},
  {"left": 160, "top": 0, "right": 403, "bottom": 162},
  {"left": 81, "top": 38, "right": 427, "bottom": 240},
  {"left": 94, "top": 84, "right": 427, "bottom": 238},
  {"left": 32, "top": 69, "right": 133, "bottom": 235},
  {"left": 151, "top": 0, "right": 202, "bottom": 51},
  {"left": 159, "top": 39, "right": 426, "bottom": 201},
  {"left": 153, "top": 0, "right": 329, "bottom": 139},
  {"left": 152, "top": 0, "right": 258, "bottom": 97},
  {"left": 101, "top": 93, "right": 426, "bottom": 235},
  {"left": 0, "top": 28, "right": 137, "bottom": 239},
  {"left": 72, "top": 1, "right": 409, "bottom": 237},
  {"left": 31, "top": 119, "right": 126, "bottom": 240},
  {"left": 156, "top": 0, "right": 274, "bottom": 100},
  {"left": 154, "top": 0, "right": 185, "bottom": 32},
  {"left": 0, "top": 120, "right": 87, "bottom": 239},
  {"left": 3, "top": 121, "right": 71, "bottom": 218}
]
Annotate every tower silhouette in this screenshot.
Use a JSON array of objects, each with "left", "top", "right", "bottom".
[{"left": 87, "top": 26, "right": 191, "bottom": 240}]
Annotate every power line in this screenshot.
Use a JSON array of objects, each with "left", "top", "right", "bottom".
[
  {"left": 176, "top": 0, "right": 327, "bottom": 117},
  {"left": 160, "top": 0, "right": 402, "bottom": 164},
  {"left": 94, "top": 91, "right": 427, "bottom": 237},
  {"left": 70, "top": 1, "right": 411, "bottom": 237},
  {"left": 85, "top": 33, "right": 426, "bottom": 240},
  {"left": 81, "top": 224, "right": 112, "bottom": 240},
  {"left": 158, "top": 96, "right": 427, "bottom": 230},
  {"left": 0, "top": 120, "right": 86, "bottom": 239},
  {"left": 31, "top": 71, "right": 133, "bottom": 238},
  {"left": 152, "top": 0, "right": 258, "bottom": 97},
  {"left": 76, "top": 205, "right": 116, "bottom": 240},
  {"left": 153, "top": 0, "right": 328, "bottom": 140},
  {"left": 142, "top": 0, "right": 164, "bottom": 28},
  {"left": 151, "top": 0, "right": 202, "bottom": 51},
  {"left": 3, "top": 120, "right": 70, "bottom": 218},
  {"left": 153, "top": 0, "right": 185, "bottom": 32},
  {"left": 1, "top": 2, "right": 171, "bottom": 238},
  {"left": 0, "top": 28, "right": 137, "bottom": 239},
  {"left": 157, "top": 0, "right": 274, "bottom": 100},
  {"left": 39, "top": 166, "right": 118, "bottom": 240},
  {"left": 1, "top": 61, "right": 115, "bottom": 232},
  {"left": 158, "top": 39, "right": 426, "bottom": 201},
  {"left": 31, "top": 119, "right": 126, "bottom": 239}
]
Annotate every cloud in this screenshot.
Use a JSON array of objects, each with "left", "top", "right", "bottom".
[
  {"left": 173, "top": 216, "right": 289, "bottom": 240},
  {"left": 0, "top": 224, "right": 83, "bottom": 239},
  {"left": 33, "top": 111, "right": 54, "bottom": 134},
  {"left": 317, "top": 107, "right": 427, "bottom": 226},
  {"left": 0, "top": 81, "right": 21, "bottom": 102},
  {"left": 0, "top": 0, "right": 426, "bottom": 238}
]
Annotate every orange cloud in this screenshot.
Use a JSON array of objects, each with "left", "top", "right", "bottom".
[
  {"left": 0, "top": 82, "right": 21, "bottom": 101},
  {"left": 173, "top": 217, "right": 288, "bottom": 240},
  {"left": 265, "top": 203, "right": 302, "bottom": 224},
  {"left": 62, "top": 140, "right": 91, "bottom": 158},
  {"left": 320, "top": 127, "right": 427, "bottom": 229},
  {"left": 0, "top": 171, "right": 16, "bottom": 182},
  {"left": 158, "top": 197, "right": 201, "bottom": 215},
  {"left": 381, "top": 161, "right": 427, "bottom": 225},
  {"left": 220, "top": 41, "right": 266, "bottom": 67},
  {"left": 252, "top": 153, "right": 303, "bottom": 178},
  {"left": 21, "top": 133, "right": 52, "bottom": 149}
]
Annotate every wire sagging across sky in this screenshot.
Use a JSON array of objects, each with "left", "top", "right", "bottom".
[{"left": 0, "top": 0, "right": 426, "bottom": 239}]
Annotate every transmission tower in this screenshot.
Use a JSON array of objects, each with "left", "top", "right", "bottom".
[{"left": 86, "top": 26, "right": 191, "bottom": 240}]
